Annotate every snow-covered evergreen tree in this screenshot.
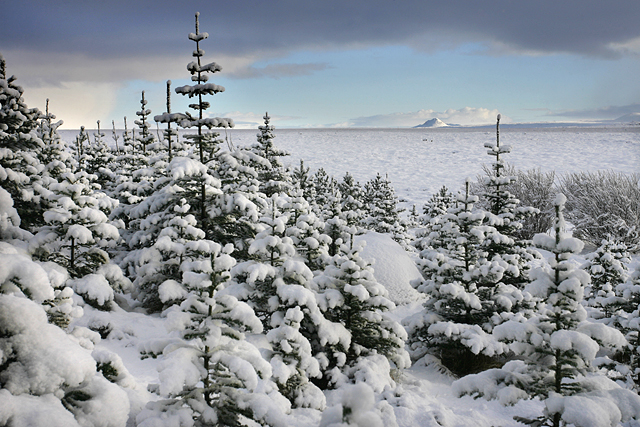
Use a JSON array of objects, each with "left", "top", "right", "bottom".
[
  {"left": 284, "top": 191, "right": 331, "bottom": 272},
  {"left": 172, "top": 12, "right": 234, "bottom": 232},
  {"left": 0, "top": 54, "right": 45, "bottom": 231},
  {"left": 362, "top": 173, "right": 408, "bottom": 245},
  {"left": 30, "top": 170, "right": 121, "bottom": 280},
  {"left": 0, "top": 245, "right": 129, "bottom": 426},
  {"left": 250, "top": 112, "right": 291, "bottom": 197},
  {"left": 291, "top": 159, "right": 315, "bottom": 201},
  {"left": 136, "top": 242, "right": 286, "bottom": 427},
  {"left": 481, "top": 114, "right": 537, "bottom": 289},
  {"left": 405, "top": 180, "right": 518, "bottom": 376},
  {"left": 134, "top": 91, "right": 155, "bottom": 155},
  {"left": 338, "top": 172, "right": 365, "bottom": 230},
  {"left": 421, "top": 185, "right": 456, "bottom": 225},
  {"left": 316, "top": 243, "right": 410, "bottom": 386},
  {"left": 480, "top": 194, "right": 635, "bottom": 427},
  {"left": 582, "top": 238, "right": 630, "bottom": 319}
]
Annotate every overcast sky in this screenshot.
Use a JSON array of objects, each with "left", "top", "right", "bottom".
[{"left": 2, "top": 0, "right": 639, "bottom": 128}]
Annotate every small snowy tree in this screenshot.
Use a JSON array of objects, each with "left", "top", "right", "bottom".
[
  {"left": 362, "top": 173, "right": 408, "bottom": 246},
  {"left": 138, "top": 242, "right": 286, "bottom": 427},
  {"left": 581, "top": 238, "right": 630, "bottom": 319},
  {"left": 30, "top": 170, "right": 121, "bottom": 279},
  {"left": 250, "top": 112, "right": 291, "bottom": 197},
  {"left": 316, "top": 243, "right": 410, "bottom": 386}
]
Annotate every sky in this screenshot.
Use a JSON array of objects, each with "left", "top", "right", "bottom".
[{"left": 1, "top": 0, "right": 640, "bottom": 129}]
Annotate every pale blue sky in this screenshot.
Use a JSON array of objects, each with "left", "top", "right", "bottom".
[{"left": 2, "top": 1, "right": 639, "bottom": 128}]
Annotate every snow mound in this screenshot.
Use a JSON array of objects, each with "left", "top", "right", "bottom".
[{"left": 354, "top": 232, "right": 422, "bottom": 305}]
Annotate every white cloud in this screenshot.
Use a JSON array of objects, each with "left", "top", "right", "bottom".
[{"left": 345, "top": 107, "right": 506, "bottom": 127}]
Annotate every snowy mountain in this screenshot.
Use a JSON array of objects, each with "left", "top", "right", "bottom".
[{"left": 414, "top": 118, "right": 449, "bottom": 128}]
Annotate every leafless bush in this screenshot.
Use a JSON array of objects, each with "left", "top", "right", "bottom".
[
  {"left": 471, "top": 164, "right": 556, "bottom": 239},
  {"left": 559, "top": 171, "right": 640, "bottom": 251}
]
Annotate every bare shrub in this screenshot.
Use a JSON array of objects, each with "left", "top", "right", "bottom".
[{"left": 559, "top": 171, "right": 640, "bottom": 251}]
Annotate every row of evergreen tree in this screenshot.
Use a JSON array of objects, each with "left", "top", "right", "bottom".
[{"left": 2, "top": 12, "right": 640, "bottom": 427}]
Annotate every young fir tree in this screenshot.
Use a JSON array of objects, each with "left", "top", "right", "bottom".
[
  {"left": 228, "top": 195, "right": 347, "bottom": 401},
  {"left": 421, "top": 185, "right": 456, "bottom": 225},
  {"left": 250, "top": 112, "right": 291, "bottom": 197},
  {"left": 481, "top": 114, "right": 538, "bottom": 289},
  {"left": 338, "top": 171, "right": 366, "bottom": 230},
  {"left": 30, "top": 170, "right": 121, "bottom": 279},
  {"left": 125, "top": 157, "right": 222, "bottom": 309},
  {"left": 0, "top": 54, "right": 46, "bottom": 231},
  {"left": 154, "top": 80, "right": 185, "bottom": 163},
  {"left": 405, "top": 180, "right": 515, "bottom": 376},
  {"left": 362, "top": 173, "right": 408, "bottom": 245},
  {"left": 134, "top": 91, "right": 155, "bottom": 155},
  {"left": 207, "top": 144, "right": 269, "bottom": 260},
  {"left": 84, "top": 120, "right": 117, "bottom": 191},
  {"left": 137, "top": 243, "right": 284, "bottom": 427},
  {"left": 284, "top": 190, "right": 331, "bottom": 272},
  {"left": 315, "top": 243, "right": 410, "bottom": 386},
  {"left": 37, "top": 99, "right": 75, "bottom": 180},
  {"left": 291, "top": 159, "right": 315, "bottom": 202},
  {"left": 581, "top": 238, "right": 630, "bottom": 319}
]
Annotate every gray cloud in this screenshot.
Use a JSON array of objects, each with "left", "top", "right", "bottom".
[
  {"left": 229, "top": 63, "right": 331, "bottom": 79},
  {"left": 3, "top": 0, "right": 639, "bottom": 64}
]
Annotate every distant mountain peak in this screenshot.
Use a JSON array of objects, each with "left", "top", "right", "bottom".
[{"left": 415, "top": 118, "right": 448, "bottom": 128}]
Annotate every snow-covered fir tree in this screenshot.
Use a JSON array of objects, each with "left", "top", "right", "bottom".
[
  {"left": 421, "top": 185, "right": 456, "bottom": 225},
  {"left": 291, "top": 159, "right": 315, "bottom": 202},
  {"left": 30, "top": 170, "right": 121, "bottom": 281},
  {"left": 250, "top": 112, "right": 291, "bottom": 197},
  {"left": 134, "top": 91, "right": 155, "bottom": 155},
  {"left": 0, "top": 54, "right": 46, "bottom": 231},
  {"left": 315, "top": 243, "right": 410, "bottom": 387},
  {"left": 362, "top": 173, "right": 408, "bottom": 246},
  {"left": 457, "top": 194, "right": 638, "bottom": 427},
  {"left": 137, "top": 242, "right": 286, "bottom": 427},
  {"left": 480, "top": 114, "right": 538, "bottom": 289},
  {"left": 338, "top": 172, "right": 366, "bottom": 230},
  {"left": 84, "top": 120, "right": 117, "bottom": 191},
  {"left": 581, "top": 238, "right": 630, "bottom": 319},
  {"left": 37, "top": 98, "right": 75, "bottom": 180},
  {"left": 284, "top": 191, "right": 331, "bottom": 272},
  {"left": 173, "top": 12, "right": 234, "bottom": 231},
  {"left": 405, "top": 180, "right": 519, "bottom": 376},
  {"left": 153, "top": 80, "right": 184, "bottom": 162}
]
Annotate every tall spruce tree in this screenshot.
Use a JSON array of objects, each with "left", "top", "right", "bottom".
[{"left": 174, "top": 11, "right": 234, "bottom": 230}]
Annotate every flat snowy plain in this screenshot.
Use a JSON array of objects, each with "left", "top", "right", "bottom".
[
  {"left": 212, "top": 126, "right": 640, "bottom": 209},
  {"left": 59, "top": 126, "right": 639, "bottom": 426}
]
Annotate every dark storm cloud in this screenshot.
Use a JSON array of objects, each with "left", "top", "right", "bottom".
[{"left": 2, "top": 0, "right": 640, "bottom": 61}]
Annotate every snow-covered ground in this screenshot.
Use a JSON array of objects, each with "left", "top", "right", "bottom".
[{"left": 52, "top": 127, "right": 639, "bottom": 426}]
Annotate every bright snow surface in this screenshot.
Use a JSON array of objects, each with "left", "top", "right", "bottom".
[{"left": 54, "top": 127, "right": 639, "bottom": 426}]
